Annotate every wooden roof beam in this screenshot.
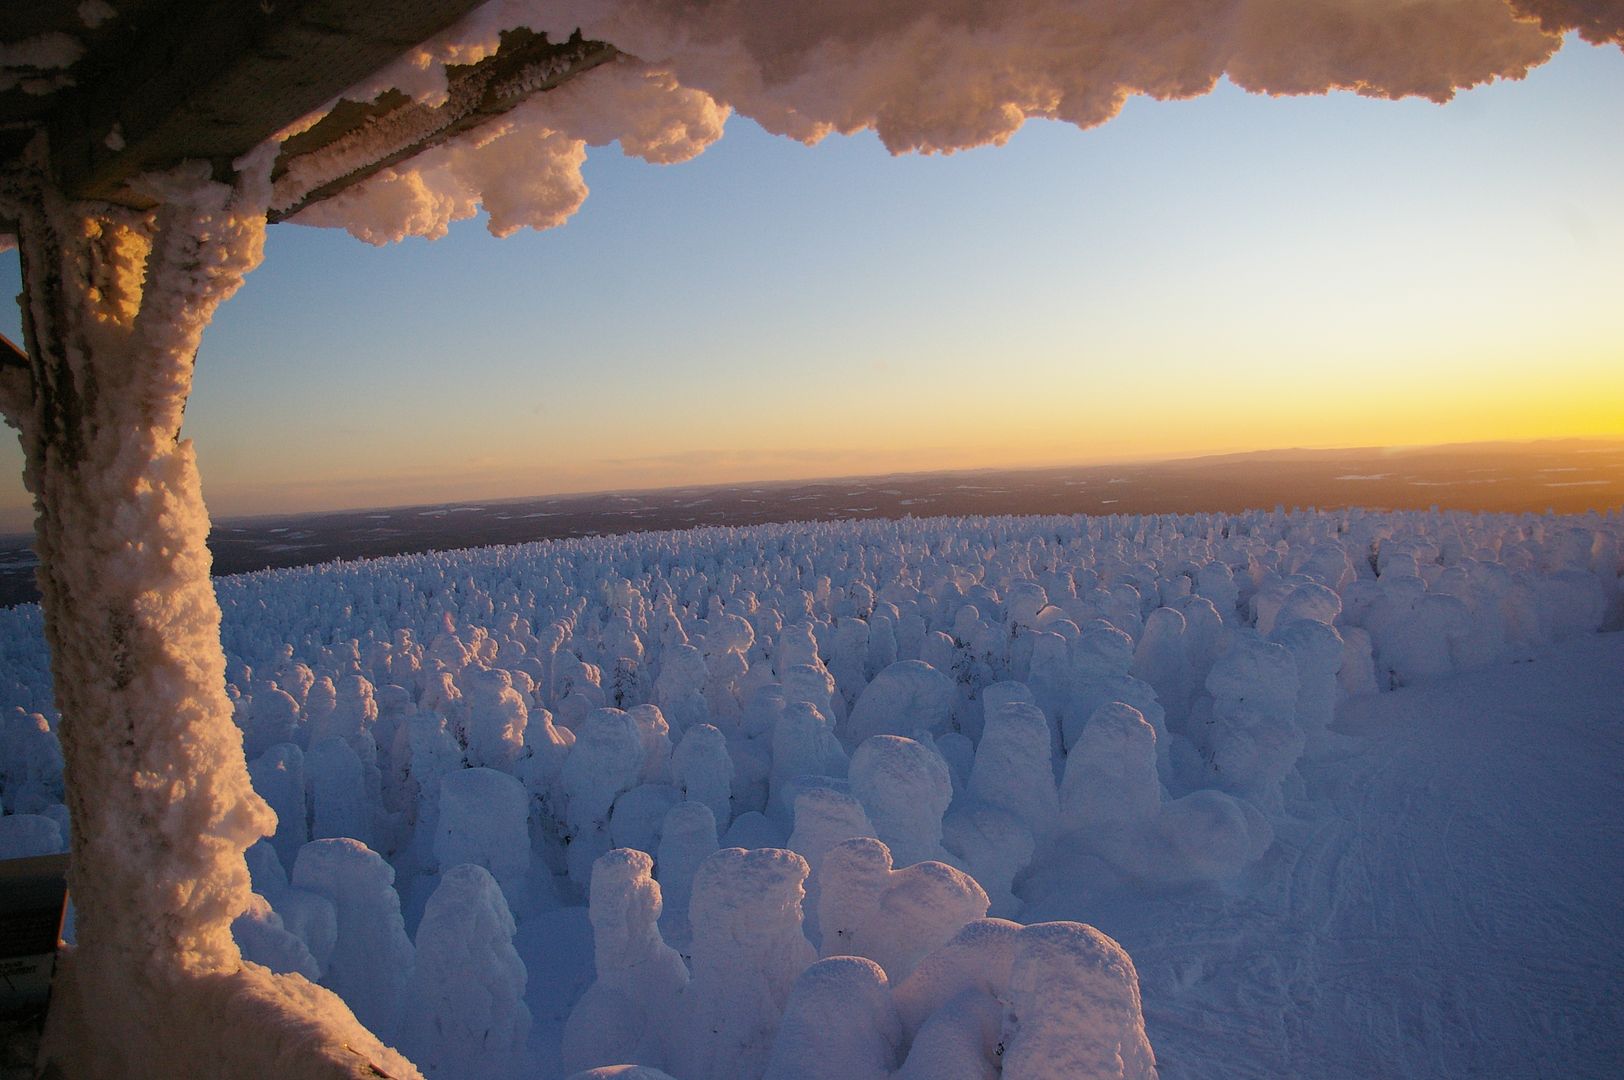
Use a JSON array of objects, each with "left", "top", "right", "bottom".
[
  {"left": 45, "top": 0, "right": 493, "bottom": 206},
  {"left": 268, "top": 28, "right": 619, "bottom": 223}
]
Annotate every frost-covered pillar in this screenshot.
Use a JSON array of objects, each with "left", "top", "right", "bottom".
[
  {"left": 2, "top": 149, "right": 274, "bottom": 969},
  {"left": 0, "top": 151, "right": 270, "bottom": 959},
  {"left": 0, "top": 152, "right": 417, "bottom": 1077}
]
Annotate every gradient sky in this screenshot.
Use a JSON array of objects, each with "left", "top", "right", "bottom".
[{"left": 1, "top": 35, "right": 1620, "bottom": 529}]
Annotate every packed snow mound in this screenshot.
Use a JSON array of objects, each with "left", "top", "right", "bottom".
[
  {"left": 1002, "top": 921, "right": 1156, "bottom": 1080},
  {"left": 762, "top": 956, "right": 902, "bottom": 1080},
  {"left": 817, "top": 836, "right": 990, "bottom": 983},
  {"left": 290, "top": 837, "right": 415, "bottom": 1042},
  {"left": 848, "top": 736, "right": 955, "bottom": 869},
  {"left": 401, "top": 864, "right": 530, "bottom": 1080},
  {"left": 1, "top": 506, "right": 1619, "bottom": 1078},
  {"left": 563, "top": 848, "right": 688, "bottom": 1075},
  {"left": 845, "top": 661, "right": 955, "bottom": 745}
]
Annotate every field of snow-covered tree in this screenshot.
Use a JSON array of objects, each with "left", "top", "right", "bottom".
[{"left": 2, "top": 507, "right": 1620, "bottom": 1079}]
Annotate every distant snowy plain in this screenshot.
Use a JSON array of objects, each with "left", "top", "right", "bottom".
[{"left": 1, "top": 507, "right": 1620, "bottom": 1079}]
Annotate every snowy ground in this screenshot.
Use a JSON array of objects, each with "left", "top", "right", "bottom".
[
  {"left": 510, "top": 631, "right": 1624, "bottom": 1078},
  {"left": 475, "top": 631, "right": 1624, "bottom": 1080},
  {"left": 1026, "top": 630, "right": 1624, "bottom": 1079},
  {"left": 2, "top": 507, "right": 1620, "bottom": 1078}
]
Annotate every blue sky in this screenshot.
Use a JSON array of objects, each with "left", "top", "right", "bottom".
[{"left": 1, "top": 35, "right": 1621, "bottom": 528}]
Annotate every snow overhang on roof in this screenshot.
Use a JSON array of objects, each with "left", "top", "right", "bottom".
[{"left": 0, "top": 0, "right": 615, "bottom": 221}]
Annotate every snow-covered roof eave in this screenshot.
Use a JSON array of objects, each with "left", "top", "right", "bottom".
[{"left": 0, "top": 0, "right": 614, "bottom": 219}]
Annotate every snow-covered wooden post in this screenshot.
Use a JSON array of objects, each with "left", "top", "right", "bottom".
[{"left": 0, "top": 147, "right": 418, "bottom": 1078}]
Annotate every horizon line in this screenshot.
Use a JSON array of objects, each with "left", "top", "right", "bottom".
[
  {"left": 0, "top": 433, "right": 1619, "bottom": 537},
  {"left": 128, "top": 434, "right": 1624, "bottom": 527}
]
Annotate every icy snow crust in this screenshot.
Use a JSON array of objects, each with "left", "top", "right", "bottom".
[{"left": 2, "top": 507, "right": 1622, "bottom": 1077}]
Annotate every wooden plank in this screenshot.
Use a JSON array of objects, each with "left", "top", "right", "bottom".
[
  {"left": 44, "top": 0, "right": 491, "bottom": 204},
  {"left": 268, "top": 29, "right": 619, "bottom": 222}
]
